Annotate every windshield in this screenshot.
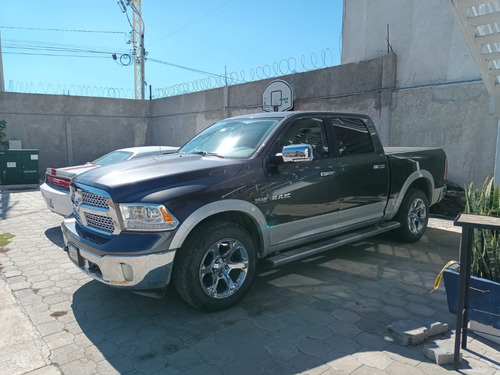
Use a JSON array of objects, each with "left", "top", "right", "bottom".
[
  {"left": 92, "top": 151, "right": 134, "bottom": 165},
  {"left": 179, "top": 117, "right": 282, "bottom": 158}
]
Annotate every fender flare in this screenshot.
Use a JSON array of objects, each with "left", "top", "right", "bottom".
[
  {"left": 169, "top": 199, "right": 269, "bottom": 253},
  {"left": 384, "top": 170, "right": 435, "bottom": 220}
]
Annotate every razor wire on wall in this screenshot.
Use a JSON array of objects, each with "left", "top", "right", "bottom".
[
  {"left": 6, "top": 81, "right": 135, "bottom": 99},
  {"left": 5, "top": 48, "right": 336, "bottom": 100},
  {"left": 152, "top": 49, "right": 336, "bottom": 99}
]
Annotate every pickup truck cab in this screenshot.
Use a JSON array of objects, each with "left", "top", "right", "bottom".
[{"left": 61, "top": 112, "right": 447, "bottom": 311}]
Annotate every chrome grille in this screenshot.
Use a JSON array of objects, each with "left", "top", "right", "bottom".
[
  {"left": 84, "top": 212, "right": 115, "bottom": 234},
  {"left": 82, "top": 190, "right": 109, "bottom": 209}
]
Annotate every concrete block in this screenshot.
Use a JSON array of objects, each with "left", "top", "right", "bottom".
[
  {"left": 424, "top": 341, "right": 461, "bottom": 365},
  {"left": 387, "top": 320, "right": 428, "bottom": 345},
  {"left": 426, "top": 320, "right": 449, "bottom": 337},
  {"left": 387, "top": 320, "right": 449, "bottom": 346}
]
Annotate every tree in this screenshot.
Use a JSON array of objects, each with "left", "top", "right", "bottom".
[{"left": 0, "top": 120, "right": 6, "bottom": 147}]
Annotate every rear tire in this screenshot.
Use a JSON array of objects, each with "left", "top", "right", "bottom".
[
  {"left": 173, "top": 220, "right": 256, "bottom": 311},
  {"left": 394, "top": 188, "right": 429, "bottom": 242}
]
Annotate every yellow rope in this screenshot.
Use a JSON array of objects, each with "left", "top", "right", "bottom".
[{"left": 430, "top": 260, "right": 460, "bottom": 293}]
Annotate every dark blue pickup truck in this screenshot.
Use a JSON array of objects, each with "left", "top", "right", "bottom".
[{"left": 61, "top": 111, "right": 447, "bottom": 311}]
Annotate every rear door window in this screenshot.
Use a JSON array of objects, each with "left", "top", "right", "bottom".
[{"left": 328, "top": 117, "right": 374, "bottom": 156}]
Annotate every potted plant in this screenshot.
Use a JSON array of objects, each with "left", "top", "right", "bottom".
[{"left": 438, "top": 176, "right": 500, "bottom": 343}]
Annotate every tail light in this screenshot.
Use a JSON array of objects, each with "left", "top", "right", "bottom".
[{"left": 46, "top": 169, "right": 70, "bottom": 189}]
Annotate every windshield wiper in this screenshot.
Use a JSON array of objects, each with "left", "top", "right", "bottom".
[{"left": 192, "top": 151, "right": 225, "bottom": 158}]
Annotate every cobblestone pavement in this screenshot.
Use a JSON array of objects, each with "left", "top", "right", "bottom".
[{"left": 0, "top": 188, "right": 499, "bottom": 375}]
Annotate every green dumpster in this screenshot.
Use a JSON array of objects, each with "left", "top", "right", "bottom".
[{"left": 0, "top": 150, "right": 39, "bottom": 185}]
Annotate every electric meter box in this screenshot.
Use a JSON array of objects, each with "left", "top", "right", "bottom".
[{"left": 0, "top": 150, "right": 39, "bottom": 185}]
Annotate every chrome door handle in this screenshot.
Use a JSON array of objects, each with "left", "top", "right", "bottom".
[
  {"left": 320, "top": 171, "right": 335, "bottom": 176},
  {"left": 373, "top": 164, "right": 386, "bottom": 170}
]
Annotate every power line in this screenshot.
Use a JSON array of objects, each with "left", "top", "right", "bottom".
[
  {"left": 0, "top": 25, "right": 127, "bottom": 36},
  {"left": 149, "top": 0, "right": 237, "bottom": 46},
  {"left": 148, "top": 58, "right": 224, "bottom": 78},
  {"left": 3, "top": 39, "right": 129, "bottom": 56},
  {"left": 3, "top": 51, "right": 111, "bottom": 59}
]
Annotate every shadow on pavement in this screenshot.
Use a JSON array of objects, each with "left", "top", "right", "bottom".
[
  {"left": 70, "top": 227, "right": 465, "bottom": 374},
  {"left": 0, "top": 189, "right": 11, "bottom": 220},
  {"left": 45, "top": 226, "right": 65, "bottom": 248}
]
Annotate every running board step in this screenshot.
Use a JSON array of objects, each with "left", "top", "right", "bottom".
[{"left": 266, "top": 221, "right": 401, "bottom": 267}]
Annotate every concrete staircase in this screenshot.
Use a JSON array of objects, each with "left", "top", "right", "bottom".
[{"left": 449, "top": 0, "right": 500, "bottom": 113}]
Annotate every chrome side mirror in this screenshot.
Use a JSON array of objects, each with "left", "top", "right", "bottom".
[{"left": 281, "top": 144, "right": 313, "bottom": 163}]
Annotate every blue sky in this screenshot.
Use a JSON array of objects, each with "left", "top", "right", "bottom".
[{"left": 1, "top": 1, "right": 343, "bottom": 97}]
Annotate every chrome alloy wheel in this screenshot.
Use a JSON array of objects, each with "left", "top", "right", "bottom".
[
  {"left": 407, "top": 198, "right": 427, "bottom": 235},
  {"left": 199, "top": 238, "right": 249, "bottom": 299}
]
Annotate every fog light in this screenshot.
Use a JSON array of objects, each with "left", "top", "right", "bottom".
[{"left": 120, "top": 263, "right": 134, "bottom": 282}]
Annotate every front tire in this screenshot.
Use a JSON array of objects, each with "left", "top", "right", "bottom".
[
  {"left": 173, "top": 220, "right": 256, "bottom": 311},
  {"left": 394, "top": 188, "right": 429, "bottom": 242}
]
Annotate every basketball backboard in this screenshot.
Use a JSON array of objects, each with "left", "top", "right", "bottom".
[{"left": 262, "top": 80, "right": 293, "bottom": 112}]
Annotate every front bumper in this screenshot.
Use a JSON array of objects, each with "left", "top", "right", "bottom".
[{"left": 61, "top": 217, "right": 176, "bottom": 290}]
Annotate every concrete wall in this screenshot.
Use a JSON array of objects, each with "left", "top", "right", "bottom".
[
  {"left": 391, "top": 82, "right": 497, "bottom": 185},
  {"left": 341, "top": 0, "right": 480, "bottom": 88},
  {"left": 0, "top": 92, "right": 150, "bottom": 175}
]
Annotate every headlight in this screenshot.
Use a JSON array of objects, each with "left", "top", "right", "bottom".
[{"left": 119, "top": 203, "right": 179, "bottom": 231}]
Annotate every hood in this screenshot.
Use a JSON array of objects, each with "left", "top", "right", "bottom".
[{"left": 74, "top": 153, "right": 245, "bottom": 202}]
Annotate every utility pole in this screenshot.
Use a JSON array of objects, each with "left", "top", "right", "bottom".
[
  {"left": 0, "top": 31, "right": 5, "bottom": 92},
  {"left": 131, "top": 0, "right": 145, "bottom": 100}
]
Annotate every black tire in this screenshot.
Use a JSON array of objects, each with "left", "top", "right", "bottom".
[
  {"left": 172, "top": 220, "right": 256, "bottom": 311},
  {"left": 394, "top": 188, "right": 429, "bottom": 242}
]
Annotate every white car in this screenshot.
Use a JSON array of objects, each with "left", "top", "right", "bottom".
[{"left": 40, "top": 146, "right": 178, "bottom": 216}]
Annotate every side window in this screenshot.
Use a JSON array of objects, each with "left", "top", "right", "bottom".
[
  {"left": 329, "top": 117, "right": 374, "bottom": 156},
  {"left": 277, "top": 117, "right": 329, "bottom": 159}
]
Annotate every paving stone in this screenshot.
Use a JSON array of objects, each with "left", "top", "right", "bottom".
[
  {"left": 4, "top": 270, "right": 22, "bottom": 278},
  {"left": 167, "top": 348, "right": 205, "bottom": 371},
  {"left": 58, "top": 359, "right": 96, "bottom": 375},
  {"left": 333, "top": 308, "right": 361, "bottom": 323},
  {"left": 328, "top": 320, "right": 362, "bottom": 338},
  {"left": 384, "top": 344, "right": 426, "bottom": 366},
  {"left": 356, "top": 317, "right": 389, "bottom": 334},
  {"left": 131, "top": 350, "right": 169, "bottom": 374},
  {"left": 232, "top": 339, "right": 270, "bottom": 362},
  {"left": 405, "top": 302, "right": 436, "bottom": 317},
  {"left": 387, "top": 320, "right": 448, "bottom": 346},
  {"left": 265, "top": 340, "right": 300, "bottom": 361},
  {"left": 323, "top": 356, "right": 363, "bottom": 375},
  {"left": 353, "top": 351, "right": 394, "bottom": 371},
  {"left": 199, "top": 343, "right": 235, "bottom": 367},
  {"left": 324, "top": 336, "right": 361, "bottom": 355},
  {"left": 385, "top": 361, "right": 426, "bottom": 375},
  {"left": 44, "top": 331, "right": 75, "bottom": 350},
  {"left": 49, "top": 342, "right": 85, "bottom": 366},
  {"left": 220, "top": 359, "right": 262, "bottom": 375},
  {"left": 424, "top": 341, "right": 460, "bottom": 366},
  {"left": 10, "top": 280, "right": 31, "bottom": 291},
  {"left": 36, "top": 319, "right": 66, "bottom": 337},
  {"left": 183, "top": 362, "right": 222, "bottom": 375},
  {"left": 354, "top": 332, "right": 393, "bottom": 351},
  {"left": 99, "top": 354, "right": 135, "bottom": 374},
  {"left": 289, "top": 353, "right": 330, "bottom": 374},
  {"left": 296, "top": 337, "right": 333, "bottom": 357},
  {"left": 256, "top": 355, "right": 294, "bottom": 375}
]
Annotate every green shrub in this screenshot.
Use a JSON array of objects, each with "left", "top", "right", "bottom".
[
  {"left": 465, "top": 176, "right": 500, "bottom": 282},
  {"left": 0, "top": 120, "right": 6, "bottom": 147}
]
